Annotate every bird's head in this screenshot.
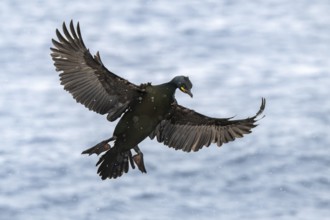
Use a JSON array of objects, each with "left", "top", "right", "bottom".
[{"left": 171, "top": 75, "right": 193, "bottom": 98}]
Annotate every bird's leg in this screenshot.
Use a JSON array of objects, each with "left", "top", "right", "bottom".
[
  {"left": 128, "top": 150, "right": 136, "bottom": 170},
  {"left": 132, "top": 146, "right": 147, "bottom": 173},
  {"left": 81, "top": 136, "right": 116, "bottom": 156}
]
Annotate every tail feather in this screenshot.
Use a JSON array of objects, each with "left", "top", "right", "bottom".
[{"left": 96, "top": 148, "right": 134, "bottom": 180}]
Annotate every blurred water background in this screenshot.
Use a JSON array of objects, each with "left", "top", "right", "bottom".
[{"left": 1, "top": 0, "right": 329, "bottom": 219}]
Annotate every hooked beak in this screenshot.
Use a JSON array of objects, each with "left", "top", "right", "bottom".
[
  {"left": 186, "top": 89, "right": 193, "bottom": 98},
  {"left": 180, "top": 87, "right": 193, "bottom": 98}
]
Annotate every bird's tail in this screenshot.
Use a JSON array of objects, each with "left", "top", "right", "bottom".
[{"left": 96, "top": 147, "right": 135, "bottom": 180}]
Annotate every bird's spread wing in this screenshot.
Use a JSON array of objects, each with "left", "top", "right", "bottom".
[
  {"left": 50, "top": 21, "right": 143, "bottom": 121},
  {"left": 150, "top": 98, "right": 266, "bottom": 152}
]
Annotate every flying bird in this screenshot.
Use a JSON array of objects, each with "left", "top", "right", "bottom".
[{"left": 50, "top": 21, "right": 266, "bottom": 180}]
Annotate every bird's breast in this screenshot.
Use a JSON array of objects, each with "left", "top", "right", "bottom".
[{"left": 134, "top": 93, "right": 173, "bottom": 119}]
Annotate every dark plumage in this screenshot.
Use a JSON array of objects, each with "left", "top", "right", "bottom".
[{"left": 51, "top": 21, "right": 266, "bottom": 180}]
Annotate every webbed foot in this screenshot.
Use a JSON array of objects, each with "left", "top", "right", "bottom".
[
  {"left": 82, "top": 137, "right": 115, "bottom": 155},
  {"left": 133, "top": 146, "right": 147, "bottom": 173}
]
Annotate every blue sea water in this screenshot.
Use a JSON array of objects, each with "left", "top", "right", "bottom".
[{"left": 1, "top": 0, "right": 329, "bottom": 219}]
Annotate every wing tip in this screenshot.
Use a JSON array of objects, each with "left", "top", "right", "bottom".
[{"left": 254, "top": 97, "right": 266, "bottom": 120}]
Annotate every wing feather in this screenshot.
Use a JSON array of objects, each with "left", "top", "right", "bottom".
[
  {"left": 51, "top": 21, "right": 143, "bottom": 121},
  {"left": 151, "top": 98, "right": 266, "bottom": 152}
]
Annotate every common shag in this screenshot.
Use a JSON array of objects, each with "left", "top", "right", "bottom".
[{"left": 50, "top": 21, "right": 266, "bottom": 180}]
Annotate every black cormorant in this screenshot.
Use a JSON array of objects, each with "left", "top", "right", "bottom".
[{"left": 50, "top": 21, "right": 266, "bottom": 180}]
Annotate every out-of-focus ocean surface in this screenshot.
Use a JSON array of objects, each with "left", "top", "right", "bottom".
[{"left": 1, "top": 0, "right": 329, "bottom": 219}]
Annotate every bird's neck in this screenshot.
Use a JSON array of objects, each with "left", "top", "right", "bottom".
[{"left": 157, "top": 81, "right": 177, "bottom": 94}]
